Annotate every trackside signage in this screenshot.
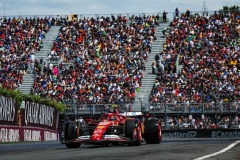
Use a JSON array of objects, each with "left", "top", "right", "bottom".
[
  {"left": 163, "top": 131, "right": 197, "bottom": 138},
  {"left": 22, "top": 101, "right": 59, "bottom": 130},
  {"left": 24, "top": 102, "right": 54, "bottom": 126},
  {"left": 0, "top": 96, "right": 17, "bottom": 125},
  {"left": 162, "top": 129, "right": 240, "bottom": 138},
  {"left": 211, "top": 130, "right": 240, "bottom": 138},
  {"left": 0, "top": 126, "right": 58, "bottom": 142},
  {"left": 0, "top": 128, "right": 19, "bottom": 142},
  {"left": 0, "top": 95, "right": 59, "bottom": 130}
]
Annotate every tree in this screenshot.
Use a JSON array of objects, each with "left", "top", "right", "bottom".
[{"left": 220, "top": 5, "right": 240, "bottom": 13}]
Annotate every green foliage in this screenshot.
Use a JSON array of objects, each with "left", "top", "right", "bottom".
[
  {"left": 223, "top": 5, "right": 239, "bottom": 11},
  {"left": 0, "top": 87, "right": 9, "bottom": 97},
  {"left": 0, "top": 86, "right": 66, "bottom": 112},
  {"left": 220, "top": 5, "right": 240, "bottom": 12},
  {"left": 9, "top": 90, "right": 24, "bottom": 103}
]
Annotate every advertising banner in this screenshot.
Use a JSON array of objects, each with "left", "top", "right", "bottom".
[
  {"left": 162, "top": 129, "right": 240, "bottom": 139},
  {"left": 21, "top": 101, "right": 59, "bottom": 130},
  {"left": 0, "top": 96, "right": 59, "bottom": 130},
  {"left": 0, "top": 96, "right": 18, "bottom": 126},
  {"left": 0, "top": 126, "right": 59, "bottom": 143}
]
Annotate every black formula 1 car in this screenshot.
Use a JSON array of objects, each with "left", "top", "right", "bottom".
[{"left": 60, "top": 112, "right": 162, "bottom": 148}]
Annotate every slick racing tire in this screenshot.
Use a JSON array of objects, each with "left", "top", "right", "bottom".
[
  {"left": 144, "top": 119, "right": 162, "bottom": 144},
  {"left": 125, "top": 119, "right": 142, "bottom": 146},
  {"left": 65, "top": 121, "right": 77, "bottom": 140},
  {"left": 66, "top": 142, "right": 81, "bottom": 148}
]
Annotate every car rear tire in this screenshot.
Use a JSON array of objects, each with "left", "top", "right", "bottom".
[
  {"left": 125, "top": 119, "right": 142, "bottom": 146},
  {"left": 66, "top": 121, "right": 77, "bottom": 140},
  {"left": 144, "top": 119, "right": 162, "bottom": 144}
]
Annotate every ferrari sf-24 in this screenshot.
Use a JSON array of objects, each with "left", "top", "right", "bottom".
[{"left": 60, "top": 112, "right": 162, "bottom": 148}]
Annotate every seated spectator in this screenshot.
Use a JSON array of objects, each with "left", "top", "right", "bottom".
[
  {"left": 31, "top": 14, "right": 160, "bottom": 106},
  {"left": 0, "top": 16, "right": 51, "bottom": 90},
  {"left": 150, "top": 11, "right": 240, "bottom": 111}
]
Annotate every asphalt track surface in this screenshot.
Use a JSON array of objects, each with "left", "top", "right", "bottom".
[{"left": 0, "top": 139, "right": 239, "bottom": 160}]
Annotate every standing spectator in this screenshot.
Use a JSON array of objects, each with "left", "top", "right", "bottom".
[
  {"left": 162, "top": 28, "right": 167, "bottom": 37},
  {"left": 186, "top": 9, "right": 190, "bottom": 19},
  {"left": 30, "top": 54, "right": 35, "bottom": 73},
  {"left": 163, "top": 11, "right": 168, "bottom": 23},
  {"left": 77, "top": 117, "right": 85, "bottom": 126},
  {"left": 175, "top": 8, "right": 179, "bottom": 18},
  {"left": 53, "top": 66, "right": 58, "bottom": 76},
  {"left": 30, "top": 53, "right": 35, "bottom": 62},
  {"left": 155, "top": 53, "right": 160, "bottom": 64},
  {"left": 152, "top": 62, "right": 155, "bottom": 74}
]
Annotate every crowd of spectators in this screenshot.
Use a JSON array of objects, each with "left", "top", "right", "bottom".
[
  {"left": 151, "top": 11, "right": 240, "bottom": 108},
  {"left": 0, "top": 17, "right": 51, "bottom": 90},
  {"left": 161, "top": 114, "right": 240, "bottom": 130},
  {"left": 1, "top": 12, "right": 240, "bottom": 132},
  {"left": 1, "top": 11, "right": 240, "bottom": 116},
  {"left": 30, "top": 14, "right": 161, "bottom": 104}
]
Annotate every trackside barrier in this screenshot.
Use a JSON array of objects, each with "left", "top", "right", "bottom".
[
  {"left": 162, "top": 129, "right": 240, "bottom": 139},
  {"left": 0, "top": 95, "right": 59, "bottom": 130},
  {"left": 0, "top": 95, "right": 60, "bottom": 142},
  {"left": 0, "top": 126, "right": 59, "bottom": 143}
]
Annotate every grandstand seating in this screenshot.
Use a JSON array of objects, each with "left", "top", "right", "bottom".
[
  {"left": 150, "top": 11, "right": 240, "bottom": 106},
  {"left": 0, "top": 17, "right": 51, "bottom": 90},
  {"left": 30, "top": 14, "right": 160, "bottom": 105},
  {"left": 0, "top": 11, "right": 239, "bottom": 128}
]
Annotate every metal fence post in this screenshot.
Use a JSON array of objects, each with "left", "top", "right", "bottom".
[
  {"left": 177, "top": 102, "right": 179, "bottom": 127},
  {"left": 165, "top": 102, "right": 167, "bottom": 130},
  {"left": 228, "top": 94, "right": 231, "bottom": 128}
]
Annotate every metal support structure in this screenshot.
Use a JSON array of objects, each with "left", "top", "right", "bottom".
[
  {"left": 228, "top": 94, "right": 232, "bottom": 128},
  {"left": 164, "top": 103, "right": 167, "bottom": 130},
  {"left": 139, "top": 98, "right": 143, "bottom": 112},
  {"left": 215, "top": 98, "right": 218, "bottom": 125},
  {"left": 177, "top": 102, "right": 179, "bottom": 127},
  {"left": 202, "top": 1, "right": 208, "bottom": 16}
]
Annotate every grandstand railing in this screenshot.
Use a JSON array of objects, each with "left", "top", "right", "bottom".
[
  {"left": 148, "top": 102, "right": 240, "bottom": 114},
  {"left": 62, "top": 101, "right": 240, "bottom": 130},
  {"left": 63, "top": 101, "right": 240, "bottom": 115}
]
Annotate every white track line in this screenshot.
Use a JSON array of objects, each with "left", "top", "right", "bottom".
[{"left": 193, "top": 140, "right": 240, "bottom": 160}]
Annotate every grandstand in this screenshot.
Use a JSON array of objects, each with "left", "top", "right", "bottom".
[{"left": 0, "top": 10, "right": 240, "bottom": 130}]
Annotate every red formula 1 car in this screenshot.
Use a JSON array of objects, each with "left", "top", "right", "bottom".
[{"left": 60, "top": 112, "right": 162, "bottom": 148}]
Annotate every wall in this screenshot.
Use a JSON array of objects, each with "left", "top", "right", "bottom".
[
  {"left": 0, "top": 126, "right": 58, "bottom": 142},
  {"left": 0, "top": 95, "right": 59, "bottom": 142},
  {"left": 162, "top": 129, "right": 240, "bottom": 139}
]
